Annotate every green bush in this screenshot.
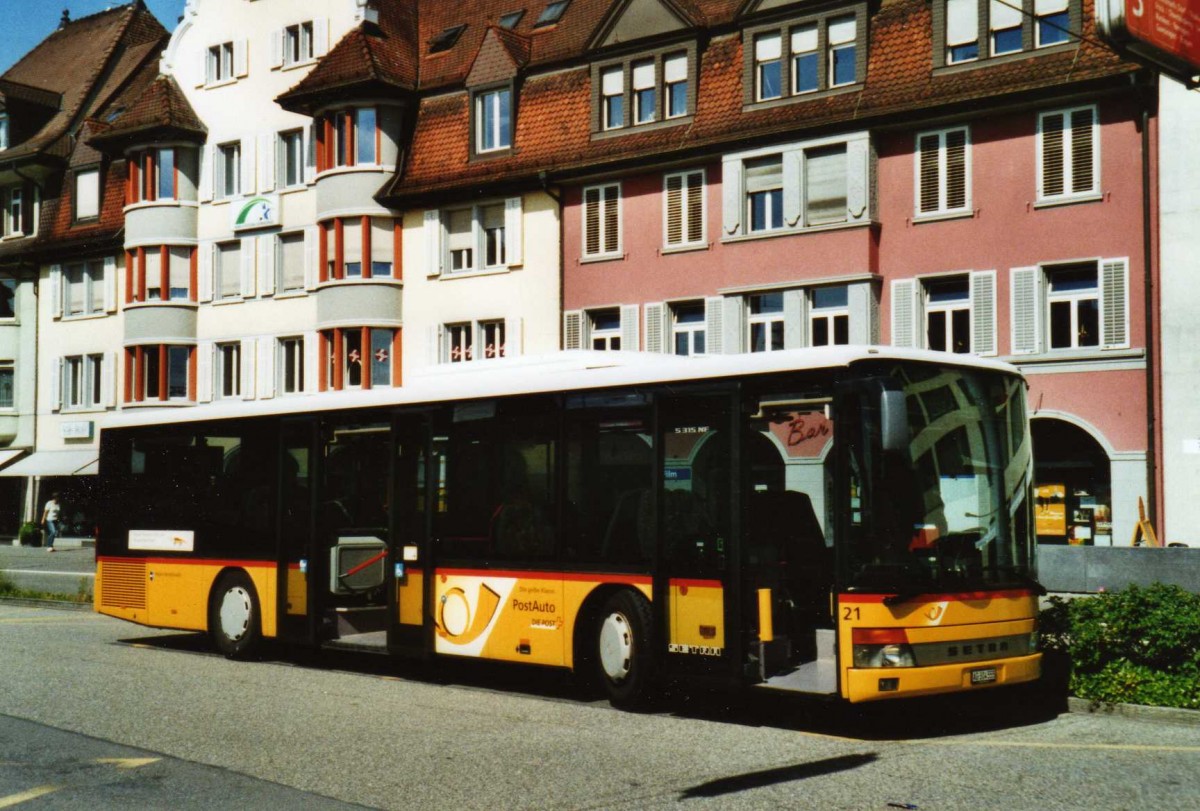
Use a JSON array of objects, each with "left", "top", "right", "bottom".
[
  {"left": 1040, "top": 584, "right": 1200, "bottom": 710},
  {"left": 17, "top": 521, "right": 41, "bottom": 546}
]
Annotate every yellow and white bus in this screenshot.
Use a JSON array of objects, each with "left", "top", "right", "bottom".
[{"left": 95, "top": 347, "right": 1041, "bottom": 706}]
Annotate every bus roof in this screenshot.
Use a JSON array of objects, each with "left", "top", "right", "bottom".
[{"left": 104, "top": 346, "right": 1022, "bottom": 430}]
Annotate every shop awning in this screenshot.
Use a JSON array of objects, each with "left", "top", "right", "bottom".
[
  {"left": 0, "top": 449, "right": 26, "bottom": 471},
  {"left": 0, "top": 450, "right": 98, "bottom": 477}
]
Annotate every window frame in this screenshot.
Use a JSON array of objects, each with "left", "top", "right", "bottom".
[
  {"left": 126, "top": 147, "right": 178, "bottom": 205},
  {"left": 278, "top": 129, "right": 305, "bottom": 189},
  {"left": 589, "top": 309, "right": 623, "bottom": 351},
  {"left": 663, "top": 169, "right": 706, "bottom": 250},
  {"left": 809, "top": 285, "right": 851, "bottom": 347},
  {"left": 473, "top": 84, "right": 514, "bottom": 156},
  {"left": 914, "top": 125, "right": 972, "bottom": 219},
  {"left": 63, "top": 353, "right": 105, "bottom": 411},
  {"left": 581, "top": 182, "right": 622, "bottom": 260},
  {"left": 278, "top": 336, "right": 305, "bottom": 395},
  {"left": 923, "top": 275, "right": 973, "bottom": 353},
  {"left": 283, "top": 21, "right": 315, "bottom": 67},
  {"left": 216, "top": 142, "right": 241, "bottom": 200},
  {"left": 742, "top": 6, "right": 867, "bottom": 108},
  {"left": 933, "top": 0, "right": 1081, "bottom": 70},
  {"left": 319, "top": 216, "right": 400, "bottom": 282},
  {"left": 124, "top": 344, "right": 195, "bottom": 403},
  {"left": 215, "top": 341, "right": 242, "bottom": 399},
  {"left": 1044, "top": 262, "right": 1100, "bottom": 351},
  {"left": 316, "top": 107, "right": 383, "bottom": 172},
  {"left": 592, "top": 44, "right": 694, "bottom": 136},
  {"left": 125, "top": 246, "right": 197, "bottom": 304},
  {"left": 74, "top": 166, "right": 101, "bottom": 222},
  {"left": 1036, "top": 104, "right": 1099, "bottom": 204},
  {"left": 63, "top": 259, "right": 106, "bottom": 318},
  {"left": 0, "top": 114, "right": 8, "bottom": 151},
  {"left": 206, "top": 41, "right": 236, "bottom": 85},
  {"left": 747, "top": 292, "right": 786, "bottom": 353},
  {"left": 671, "top": 300, "right": 707, "bottom": 356},
  {"left": 0, "top": 360, "right": 13, "bottom": 410}
]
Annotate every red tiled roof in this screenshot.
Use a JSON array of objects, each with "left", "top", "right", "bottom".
[
  {"left": 386, "top": 0, "right": 1137, "bottom": 201},
  {"left": 90, "top": 74, "right": 207, "bottom": 151}
]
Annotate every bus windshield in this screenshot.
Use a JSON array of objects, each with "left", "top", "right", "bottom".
[{"left": 839, "top": 362, "right": 1035, "bottom": 594}]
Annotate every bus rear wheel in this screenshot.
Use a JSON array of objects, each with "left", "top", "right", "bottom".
[
  {"left": 594, "top": 590, "right": 654, "bottom": 709},
  {"left": 210, "top": 571, "right": 262, "bottom": 659}
]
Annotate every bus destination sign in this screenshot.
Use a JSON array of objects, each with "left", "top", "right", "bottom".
[{"left": 1097, "top": 0, "right": 1200, "bottom": 85}]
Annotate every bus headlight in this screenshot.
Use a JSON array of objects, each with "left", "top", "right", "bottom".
[{"left": 851, "top": 628, "right": 916, "bottom": 668}]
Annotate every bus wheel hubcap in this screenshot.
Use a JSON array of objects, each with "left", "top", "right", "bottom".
[
  {"left": 219, "top": 587, "right": 251, "bottom": 641},
  {"left": 599, "top": 613, "right": 633, "bottom": 682}
]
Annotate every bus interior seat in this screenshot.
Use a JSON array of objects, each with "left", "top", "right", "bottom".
[{"left": 601, "top": 488, "right": 653, "bottom": 561}]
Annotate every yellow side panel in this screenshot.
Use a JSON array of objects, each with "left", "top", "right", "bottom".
[
  {"left": 245, "top": 566, "right": 276, "bottom": 639},
  {"left": 146, "top": 563, "right": 220, "bottom": 631},
  {"left": 433, "top": 573, "right": 565, "bottom": 666},
  {"left": 560, "top": 579, "right": 652, "bottom": 669},
  {"left": 669, "top": 584, "right": 724, "bottom": 654},
  {"left": 397, "top": 569, "right": 424, "bottom": 626}
]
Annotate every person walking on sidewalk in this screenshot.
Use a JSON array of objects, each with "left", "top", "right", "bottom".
[{"left": 41, "top": 492, "right": 62, "bottom": 552}]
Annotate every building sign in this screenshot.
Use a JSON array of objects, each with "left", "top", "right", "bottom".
[
  {"left": 1035, "top": 484, "right": 1067, "bottom": 536},
  {"left": 60, "top": 421, "right": 94, "bottom": 440},
  {"left": 1097, "top": 0, "right": 1200, "bottom": 85},
  {"left": 231, "top": 194, "right": 280, "bottom": 231}
]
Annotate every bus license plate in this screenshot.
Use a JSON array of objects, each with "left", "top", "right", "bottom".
[{"left": 970, "top": 667, "right": 997, "bottom": 684}]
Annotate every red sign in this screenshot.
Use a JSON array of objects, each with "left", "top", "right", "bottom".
[{"left": 1127, "top": 0, "right": 1200, "bottom": 70}]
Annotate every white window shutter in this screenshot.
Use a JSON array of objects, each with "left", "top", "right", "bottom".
[
  {"left": 782, "top": 150, "right": 803, "bottom": 228},
  {"left": 49, "top": 264, "right": 62, "bottom": 319},
  {"left": 644, "top": 303, "right": 667, "bottom": 353},
  {"left": 240, "top": 136, "right": 255, "bottom": 196},
  {"left": 258, "top": 236, "right": 276, "bottom": 296},
  {"left": 847, "top": 282, "right": 874, "bottom": 345},
  {"left": 721, "top": 157, "right": 743, "bottom": 236},
  {"left": 270, "top": 30, "right": 283, "bottom": 69},
  {"left": 505, "top": 197, "right": 523, "bottom": 266},
  {"left": 846, "top": 138, "right": 869, "bottom": 221},
  {"left": 304, "top": 331, "right": 320, "bottom": 393},
  {"left": 563, "top": 311, "right": 583, "bottom": 350},
  {"left": 890, "top": 279, "right": 917, "bottom": 348},
  {"left": 196, "top": 341, "right": 214, "bottom": 403},
  {"left": 303, "top": 225, "right": 319, "bottom": 290},
  {"left": 704, "top": 296, "right": 724, "bottom": 355},
  {"left": 240, "top": 237, "right": 257, "bottom": 297},
  {"left": 197, "top": 242, "right": 213, "bottom": 302},
  {"left": 620, "top": 304, "right": 640, "bottom": 351},
  {"left": 197, "top": 47, "right": 207, "bottom": 88},
  {"left": 199, "top": 144, "right": 214, "bottom": 202},
  {"left": 314, "top": 19, "right": 330, "bottom": 57},
  {"left": 257, "top": 338, "right": 275, "bottom": 399},
  {"left": 429, "top": 325, "right": 444, "bottom": 365},
  {"left": 783, "top": 288, "right": 806, "bottom": 349},
  {"left": 51, "top": 357, "right": 62, "bottom": 412},
  {"left": 507, "top": 318, "right": 523, "bottom": 357},
  {"left": 102, "top": 351, "right": 117, "bottom": 408},
  {"left": 424, "top": 210, "right": 442, "bottom": 277},
  {"left": 1100, "top": 258, "right": 1129, "bottom": 349},
  {"left": 969, "top": 270, "right": 997, "bottom": 356},
  {"left": 722, "top": 296, "right": 745, "bottom": 353},
  {"left": 240, "top": 338, "right": 257, "bottom": 399},
  {"left": 304, "top": 122, "right": 317, "bottom": 184},
  {"left": 103, "top": 256, "right": 117, "bottom": 313},
  {"left": 258, "top": 133, "right": 275, "bottom": 192},
  {"left": 1010, "top": 267, "right": 1041, "bottom": 354},
  {"left": 234, "top": 38, "right": 249, "bottom": 78}
]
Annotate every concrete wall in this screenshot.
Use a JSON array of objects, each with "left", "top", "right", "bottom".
[{"left": 1040, "top": 546, "right": 1200, "bottom": 594}]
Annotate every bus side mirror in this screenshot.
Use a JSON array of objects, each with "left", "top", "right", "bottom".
[{"left": 880, "top": 390, "right": 910, "bottom": 452}]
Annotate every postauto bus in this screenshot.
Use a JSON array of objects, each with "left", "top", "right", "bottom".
[{"left": 94, "top": 347, "right": 1041, "bottom": 707}]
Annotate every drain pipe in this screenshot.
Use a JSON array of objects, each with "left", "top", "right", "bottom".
[{"left": 1141, "top": 83, "right": 1158, "bottom": 531}]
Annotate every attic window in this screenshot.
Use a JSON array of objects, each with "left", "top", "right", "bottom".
[
  {"left": 105, "top": 106, "right": 125, "bottom": 124},
  {"left": 499, "top": 11, "right": 524, "bottom": 29},
  {"left": 534, "top": 0, "right": 570, "bottom": 28},
  {"left": 429, "top": 24, "right": 466, "bottom": 54}
]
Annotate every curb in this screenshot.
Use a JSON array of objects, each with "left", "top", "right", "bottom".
[
  {"left": 1067, "top": 695, "right": 1200, "bottom": 726},
  {"left": 0, "top": 596, "right": 93, "bottom": 612}
]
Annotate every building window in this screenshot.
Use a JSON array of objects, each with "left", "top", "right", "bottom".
[
  {"left": 593, "top": 48, "right": 693, "bottom": 133},
  {"left": 582, "top": 183, "right": 621, "bottom": 258},
  {"left": 321, "top": 217, "right": 397, "bottom": 280},
  {"left": 632, "top": 60, "right": 656, "bottom": 124},
  {"left": 445, "top": 323, "right": 473, "bottom": 363},
  {"left": 665, "top": 53, "right": 688, "bottom": 118},
  {"left": 1046, "top": 264, "right": 1099, "bottom": 350},
  {"left": 805, "top": 145, "right": 847, "bottom": 226},
  {"left": 672, "top": 301, "right": 706, "bottom": 356},
  {"left": 536, "top": 0, "right": 570, "bottom": 27},
  {"left": 75, "top": 168, "right": 100, "bottom": 220},
  {"left": 217, "top": 143, "right": 240, "bottom": 199},
  {"left": 317, "top": 108, "right": 380, "bottom": 170},
  {"left": 755, "top": 32, "right": 783, "bottom": 101},
  {"left": 2, "top": 185, "right": 32, "bottom": 237},
  {"left": 476, "top": 88, "right": 512, "bottom": 153},
  {"left": 64, "top": 260, "right": 105, "bottom": 316},
  {"left": 126, "top": 148, "right": 176, "bottom": 204},
  {"left": 216, "top": 342, "right": 241, "bottom": 398},
  {"left": 936, "top": 0, "right": 1078, "bottom": 67},
  {"left": 207, "top": 42, "right": 235, "bottom": 83},
  {"left": 284, "top": 21, "right": 314, "bottom": 66},
  {"left": 664, "top": 169, "right": 705, "bottom": 249},
  {"left": 916, "top": 126, "right": 970, "bottom": 217},
  {"left": 215, "top": 241, "right": 241, "bottom": 300},
  {"left": 810, "top": 286, "right": 850, "bottom": 346},
  {"left": 277, "top": 231, "right": 306, "bottom": 293},
  {"left": 828, "top": 16, "right": 858, "bottom": 86},
  {"left": 1011, "top": 259, "right": 1127, "bottom": 354},
  {"left": 125, "top": 345, "right": 193, "bottom": 402},
  {"left": 0, "top": 114, "right": 7, "bottom": 151},
  {"left": 0, "top": 362, "right": 12, "bottom": 409},
  {"left": 745, "top": 157, "right": 783, "bottom": 233},
  {"left": 1036, "top": 0, "right": 1071, "bottom": 46},
  {"left": 126, "top": 247, "right": 195, "bottom": 304},
  {"left": 749, "top": 293, "right": 785, "bottom": 352},
  {"left": 990, "top": 0, "right": 1023, "bottom": 54},
  {"left": 590, "top": 309, "right": 622, "bottom": 350},
  {"left": 320, "top": 327, "right": 397, "bottom": 389},
  {"left": 945, "top": 0, "right": 979, "bottom": 63},
  {"left": 63, "top": 354, "right": 104, "bottom": 410},
  {"left": 0, "top": 278, "right": 14, "bottom": 319},
  {"left": 1038, "top": 106, "right": 1097, "bottom": 202},
  {"left": 925, "top": 277, "right": 972, "bottom": 353},
  {"left": 278, "top": 130, "right": 304, "bottom": 188},
  {"left": 279, "top": 337, "right": 305, "bottom": 395},
  {"left": 791, "top": 25, "right": 818, "bottom": 93},
  {"left": 745, "top": 8, "right": 865, "bottom": 106},
  {"left": 439, "top": 320, "right": 507, "bottom": 364},
  {"left": 601, "top": 67, "right": 624, "bottom": 130}
]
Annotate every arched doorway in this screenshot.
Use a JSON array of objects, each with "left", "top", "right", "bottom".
[{"left": 1032, "top": 418, "right": 1112, "bottom": 546}]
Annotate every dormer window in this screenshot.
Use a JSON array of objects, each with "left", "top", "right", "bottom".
[
  {"left": 744, "top": 7, "right": 865, "bottom": 106},
  {"left": 632, "top": 60, "right": 656, "bottom": 124},
  {"left": 755, "top": 33, "right": 783, "bottom": 101},
  {"left": 0, "top": 114, "right": 7, "bottom": 151},
  {"left": 592, "top": 45, "right": 695, "bottom": 136},
  {"left": 499, "top": 10, "right": 524, "bottom": 29},
  {"left": 828, "top": 16, "right": 857, "bottom": 86},
  {"left": 475, "top": 87, "right": 512, "bottom": 153},
  {"left": 990, "top": 0, "right": 1022, "bottom": 54},
  {"left": 601, "top": 67, "right": 624, "bottom": 130},
  {"left": 665, "top": 54, "right": 688, "bottom": 117},
  {"left": 535, "top": 0, "right": 570, "bottom": 28},
  {"left": 429, "top": 25, "right": 466, "bottom": 54},
  {"left": 934, "top": 0, "right": 1080, "bottom": 69}
]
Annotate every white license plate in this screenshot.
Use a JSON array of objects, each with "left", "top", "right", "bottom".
[{"left": 970, "top": 667, "right": 997, "bottom": 684}]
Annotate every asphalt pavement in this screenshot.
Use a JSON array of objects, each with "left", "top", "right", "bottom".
[{"left": 0, "top": 543, "right": 94, "bottom": 598}]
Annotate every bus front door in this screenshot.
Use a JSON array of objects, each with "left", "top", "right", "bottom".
[
  {"left": 390, "top": 413, "right": 431, "bottom": 655},
  {"left": 279, "top": 419, "right": 317, "bottom": 645}
]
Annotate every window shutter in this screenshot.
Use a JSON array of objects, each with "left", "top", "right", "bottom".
[
  {"left": 103, "top": 256, "right": 117, "bottom": 313},
  {"left": 1070, "top": 107, "right": 1096, "bottom": 194},
  {"left": 721, "top": 157, "right": 743, "bottom": 236},
  {"left": 1010, "top": 267, "right": 1041, "bottom": 354},
  {"left": 424, "top": 210, "right": 442, "bottom": 276},
  {"left": 257, "top": 338, "right": 275, "bottom": 399},
  {"left": 240, "top": 237, "right": 257, "bottom": 297},
  {"left": 102, "top": 351, "right": 117, "bottom": 408},
  {"left": 49, "top": 264, "right": 62, "bottom": 319},
  {"left": 644, "top": 303, "right": 668, "bottom": 353},
  {"left": 846, "top": 138, "right": 869, "bottom": 221},
  {"left": 303, "top": 122, "right": 317, "bottom": 184},
  {"left": 234, "top": 39, "right": 249, "bottom": 77},
  {"left": 428, "top": 325, "right": 444, "bottom": 365},
  {"left": 563, "top": 311, "right": 583, "bottom": 350},
  {"left": 686, "top": 171, "right": 704, "bottom": 244},
  {"left": 197, "top": 47, "right": 208, "bottom": 88},
  {"left": 240, "top": 136, "right": 255, "bottom": 196},
  {"left": 705, "top": 296, "right": 724, "bottom": 355},
  {"left": 240, "top": 338, "right": 256, "bottom": 399},
  {"left": 1039, "top": 112, "right": 1065, "bottom": 198},
  {"left": 304, "top": 331, "right": 320, "bottom": 393},
  {"left": 782, "top": 150, "right": 803, "bottom": 227},
  {"left": 1100, "top": 258, "right": 1128, "bottom": 349},
  {"left": 258, "top": 133, "right": 275, "bottom": 192},
  {"left": 890, "top": 279, "right": 917, "bottom": 348},
  {"left": 620, "top": 304, "right": 639, "bottom": 351},
  {"left": 304, "top": 225, "right": 319, "bottom": 290},
  {"left": 196, "top": 341, "right": 213, "bottom": 403},
  {"left": 313, "top": 19, "right": 330, "bottom": 57},
  {"left": 847, "top": 281, "right": 874, "bottom": 345},
  {"left": 722, "top": 296, "right": 745, "bottom": 353},
  {"left": 197, "top": 242, "right": 213, "bottom": 302},
  {"left": 603, "top": 186, "right": 621, "bottom": 255},
  {"left": 664, "top": 174, "right": 683, "bottom": 246},
  {"left": 199, "top": 144, "right": 214, "bottom": 202},
  {"left": 51, "top": 357, "right": 62, "bottom": 412},
  {"left": 258, "top": 236, "right": 276, "bottom": 296},
  {"left": 583, "top": 187, "right": 601, "bottom": 256},
  {"left": 917, "top": 133, "right": 940, "bottom": 214},
  {"left": 270, "top": 30, "right": 283, "bottom": 69},
  {"left": 945, "top": 128, "right": 968, "bottom": 211},
  {"left": 783, "top": 288, "right": 806, "bottom": 349},
  {"left": 969, "top": 270, "right": 997, "bottom": 356},
  {"left": 505, "top": 196, "right": 523, "bottom": 266}
]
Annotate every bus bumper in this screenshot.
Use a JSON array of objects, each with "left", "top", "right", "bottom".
[{"left": 845, "top": 653, "right": 1042, "bottom": 703}]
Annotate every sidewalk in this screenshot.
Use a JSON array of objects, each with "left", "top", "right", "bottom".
[{"left": 0, "top": 542, "right": 95, "bottom": 597}]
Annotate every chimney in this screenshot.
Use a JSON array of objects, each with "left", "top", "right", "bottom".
[{"left": 59, "top": 9, "right": 71, "bottom": 28}]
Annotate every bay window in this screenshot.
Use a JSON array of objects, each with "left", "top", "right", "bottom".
[
  {"left": 320, "top": 216, "right": 399, "bottom": 281},
  {"left": 125, "top": 344, "right": 194, "bottom": 402},
  {"left": 317, "top": 107, "right": 383, "bottom": 171},
  {"left": 319, "top": 327, "right": 398, "bottom": 389},
  {"left": 126, "top": 246, "right": 196, "bottom": 303}
]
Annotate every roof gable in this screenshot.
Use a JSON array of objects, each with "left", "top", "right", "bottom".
[
  {"left": 736, "top": 0, "right": 808, "bottom": 18},
  {"left": 466, "top": 27, "right": 532, "bottom": 86},
  {"left": 591, "top": 0, "right": 696, "bottom": 49}
]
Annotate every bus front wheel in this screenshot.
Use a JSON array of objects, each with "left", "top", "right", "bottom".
[
  {"left": 594, "top": 590, "right": 654, "bottom": 709},
  {"left": 210, "top": 571, "right": 262, "bottom": 659}
]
